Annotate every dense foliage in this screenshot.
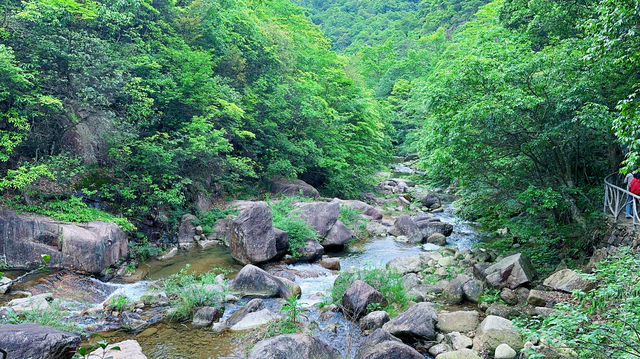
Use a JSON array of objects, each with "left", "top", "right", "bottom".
[{"left": 0, "top": 0, "right": 390, "bottom": 227}]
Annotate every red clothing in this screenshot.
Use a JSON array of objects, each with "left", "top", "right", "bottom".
[{"left": 631, "top": 178, "right": 640, "bottom": 195}]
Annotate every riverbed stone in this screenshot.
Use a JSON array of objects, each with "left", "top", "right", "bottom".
[
  {"left": 0, "top": 276, "right": 12, "bottom": 294},
  {"left": 140, "top": 291, "right": 169, "bottom": 307},
  {"left": 473, "top": 315, "right": 523, "bottom": 352},
  {"left": 297, "top": 201, "right": 340, "bottom": 238},
  {"left": 382, "top": 302, "right": 437, "bottom": 342},
  {"left": 355, "top": 340, "right": 424, "bottom": 359},
  {"left": 359, "top": 311, "right": 390, "bottom": 331},
  {"left": 296, "top": 240, "right": 324, "bottom": 262},
  {"left": 178, "top": 213, "right": 198, "bottom": 249},
  {"left": 435, "top": 349, "right": 482, "bottom": 359},
  {"left": 417, "top": 220, "right": 454, "bottom": 238},
  {"left": 333, "top": 199, "right": 384, "bottom": 220},
  {"left": 437, "top": 311, "right": 480, "bottom": 334},
  {"left": 527, "top": 289, "right": 570, "bottom": 307},
  {"left": 319, "top": 256, "right": 341, "bottom": 270},
  {"left": 270, "top": 178, "right": 319, "bottom": 198},
  {"left": 192, "top": 306, "right": 221, "bottom": 328},
  {"left": 543, "top": 269, "right": 590, "bottom": 293},
  {"left": 229, "top": 264, "right": 291, "bottom": 298},
  {"left": 426, "top": 233, "right": 447, "bottom": 245},
  {"left": 483, "top": 253, "right": 535, "bottom": 289},
  {"left": 495, "top": 343, "right": 517, "bottom": 359},
  {"left": 0, "top": 323, "right": 81, "bottom": 359},
  {"left": 446, "top": 331, "right": 473, "bottom": 350},
  {"left": 248, "top": 334, "right": 340, "bottom": 359},
  {"left": 323, "top": 221, "right": 354, "bottom": 248},
  {"left": 7, "top": 293, "right": 52, "bottom": 314},
  {"left": 342, "top": 280, "right": 383, "bottom": 319},
  {"left": 462, "top": 279, "right": 484, "bottom": 303},
  {"left": 386, "top": 256, "right": 423, "bottom": 275},
  {"left": 443, "top": 275, "right": 470, "bottom": 304},
  {"left": 88, "top": 339, "right": 147, "bottom": 359},
  {"left": 0, "top": 209, "right": 128, "bottom": 274},
  {"left": 429, "top": 344, "right": 452, "bottom": 356},
  {"left": 229, "top": 202, "right": 279, "bottom": 265},
  {"left": 121, "top": 311, "right": 148, "bottom": 332},
  {"left": 230, "top": 308, "right": 280, "bottom": 331}
]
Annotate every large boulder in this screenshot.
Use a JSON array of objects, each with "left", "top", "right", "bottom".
[
  {"left": 382, "top": 302, "right": 437, "bottom": 342},
  {"left": 483, "top": 253, "right": 535, "bottom": 289},
  {"left": 0, "top": 323, "right": 81, "bottom": 359},
  {"left": 437, "top": 311, "right": 480, "bottom": 334},
  {"left": 297, "top": 202, "right": 340, "bottom": 238},
  {"left": 295, "top": 240, "right": 324, "bottom": 262},
  {"left": 359, "top": 311, "right": 390, "bottom": 331},
  {"left": 270, "top": 178, "right": 319, "bottom": 198},
  {"left": 88, "top": 340, "right": 147, "bottom": 359},
  {"left": 416, "top": 220, "right": 454, "bottom": 238},
  {"left": 420, "top": 194, "right": 441, "bottom": 208},
  {"left": 341, "top": 280, "right": 383, "bottom": 319},
  {"left": 229, "top": 264, "right": 291, "bottom": 298},
  {"left": 355, "top": 340, "right": 423, "bottom": 359},
  {"left": 392, "top": 215, "right": 421, "bottom": 241},
  {"left": 248, "top": 334, "right": 340, "bottom": 359},
  {"left": 473, "top": 315, "right": 523, "bottom": 352},
  {"left": 191, "top": 306, "right": 222, "bottom": 328},
  {"left": 0, "top": 209, "right": 128, "bottom": 274},
  {"left": 323, "top": 221, "right": 354, "bottom": 248},
  {"left": 543, "top": 269, "right": 591, "bottom": 293},
  {"left": 229, "top": 203, "right": 278, "bottom": 264},
  {"left": 177, "top": 213, "right": 198, "bottom": 249}
]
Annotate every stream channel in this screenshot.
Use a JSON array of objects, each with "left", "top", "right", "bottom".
[{"left": 3, "top": 204, "right": 480, "bottom": 359}]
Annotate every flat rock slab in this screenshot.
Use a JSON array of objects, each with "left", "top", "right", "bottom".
[{"left": 0, "top": 323, "right": 81, "bottom": 359}]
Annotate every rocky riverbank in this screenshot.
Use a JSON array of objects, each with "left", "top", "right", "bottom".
[{"left": 0, "top": 163, "right": 610, "bottom": 359}]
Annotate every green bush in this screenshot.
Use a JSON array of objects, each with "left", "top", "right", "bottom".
[
  {"left": 269, "top": 196, "right": 318, "bottom": 257},
  {"left": 162, "top": 265, "right": 229, "bottom": 321},
  {"left": 339, "top": 205, "right": 369, "bottom": 239},
  {"left": 130, "top": 234, "right": 162, "bottom": 262},
  {"left": 8, "top": 196, "right": 135, "bottom": 231},
  {"left": 192, "top": 208, "right": 237, "bottom": 235},
  {"left": 331, "top": 267, "right": 411, "bottom": 317},
  {"left": 520, "top": 247, "right": 640, "bottom": 359}
]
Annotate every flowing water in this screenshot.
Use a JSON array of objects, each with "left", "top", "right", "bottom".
[{"left": 6, "top": 202, "right": 480, "bottom": 358}]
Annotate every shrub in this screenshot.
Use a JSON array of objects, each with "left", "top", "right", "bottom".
[
  {"left": 269, "top": 196, "right": 318, "bottom": 257},
  {"left": 192, "top": 208, "right": 238, "bottom": 235},
  {"left": 339, "top": 205, "right": 369, "bottom": 239},
  {"left": 130, "top": 234, "right": 162, "bottom": 262},
  {"left": 331, "top": 267, "right": 411, "bottom": 317},
  {"left": 521, "top": 247, "right": 640, "bottom": 359},
  {"left": 162, "top": 265, "right": 228, "bottom": 321}
]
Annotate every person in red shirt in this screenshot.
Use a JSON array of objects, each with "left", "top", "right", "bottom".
[{"left": 631, "top": 173, "right": 640, "bottom": 195}]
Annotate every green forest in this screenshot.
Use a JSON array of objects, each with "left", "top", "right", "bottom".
[{"left": 1, "top": 0, "right": 640, "bottom": 358}]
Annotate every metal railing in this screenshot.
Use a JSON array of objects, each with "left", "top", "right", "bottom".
[{"left": 604, "top": 173, "right": 639, "bottom": 227}]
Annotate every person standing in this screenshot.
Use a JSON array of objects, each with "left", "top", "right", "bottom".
[
  {"left": 625, "top": 172, "right": 635, "bottom": 218},
  {"left": 629, "top": 173, "right": 640, "bottom": 219}
]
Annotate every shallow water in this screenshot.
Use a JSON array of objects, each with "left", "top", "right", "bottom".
[{"left": 10, "top": 201, "right": 481, "bottom": 358}]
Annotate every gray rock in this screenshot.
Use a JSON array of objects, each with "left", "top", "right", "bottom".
[
  {"left": 229, "top": 202, "right": 278, "bottom": 264},
  {"left": 355, "top": 340, "right": 423, "bottom": 359},
  {"left": 7, "top": 293, "right": 52, "bottom": 314},
  {"left": 341, "top": 280, "right": 383, "bottom": 319},
  {"left": 121, "top": 311, "right": 148, "bottom": 332},
  {"left": 0, "top": 209, "right": 128, "bottom": 274},
  {"left": 297, "top": 202, "right": 340, "bottom": 237},
  {"left": 417, "top": 220, "right": 454, "bottom": 238},
  {"left": 484, "top": 253, "right": 535, "bottom": 289},
  {"left": 382, "top": 302, "right": 437, "bottom": 342},
  {"left": 319, "top": 257, "right": 341, "bottom": 270},
  {"left": 270, "top": 178, "right": 319, "bottom": 198},
  {"left": 443, "top": 275, "right": 470, "bottom": 304},
  {"left": 386, "top": 256, "right": 423, "bottom": 275},
  {"left": 178, "top": 213, "right": 198, "bottom": 248},
  {"left": 402, "top": 273, "right": 421, "bottom": 292},
  {"left": 230, "top": 309, "right": 279, "bottom": 331},
  {"left": 437, "top": 311, "right": 480, "bottom": 334},
  {"left": 248, "top": 334, "right": 340, "bottom": 359},
  {"left": 527, "top": 289, "right": 570, "bottom": 307},
  {"left": 191, "top": 306, "right": 221, "bottom": 328},
  {"left": 0, "top": 323, "right": 81, "bottom": 359},
  {"left": 462, "top": 279, "right": 484, "bottom": 303},
  {"left": 473, "top": 315, "right": 523, "bottom": 352},
  {"left": 333, "top": 199, "right": 383, "bottom": 220},
  {"left": 274, "top": 228, "right": 289, "bottom": 257},
  {"left": 543, "top": 269, "right": 591, "bottom": 293},
  {"left": 229, "top": 264, "right": 291, "bottom": 298},
  {"left": 429, "top": 343, "right": 452, "bottom": 357},
  {"left": 392, "top": 215, "right": 420, "bottom": 239},
  {"left": 420, "top": 194, "right": 441, "bottom": 208},
  {"left": 0, "top": 276, "right": 11, "bottom": 294},
  {"left": 426, "top": 233, "right": 447, "bottom": 245},
  {"left": 225, "top": 298, "right": 265, "bottom": 327},
  {"left": 435, "top": 349, "right": 481, "bottom": 359},
  {"left": 324, "top": 221, "right": 354, "bottom": 248},
  {"left": 500, "top": 288, "right": 518, "bottom": 305},
  {"left": 495, "top": 343, "right": 517, "bottom": 359},
  {"left": 446, "top": 331, "right": 473, "bottom": 350},
  {"left": 359, "top": 311, "right": 390, "bottom": 331},
  {"left": 140, "top": 291, "right": 169, "bottom": 307},
  {"left": 296, "top": 240, "right": 324, "bottom": 262}
]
